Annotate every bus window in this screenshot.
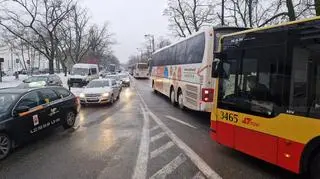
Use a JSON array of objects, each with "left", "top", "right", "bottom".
[
  {"left": 218, "top": 41, "right": 287, "bottom": 117},
  {"left": 290, "top": 33, "right": 320, "bottom": 118}
]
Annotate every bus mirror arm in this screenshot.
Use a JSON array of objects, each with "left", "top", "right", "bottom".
[{"left": 212, "top": 52, "right": 229, "bottom": 78}]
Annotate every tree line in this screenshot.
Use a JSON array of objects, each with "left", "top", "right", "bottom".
[
  {"left": 164, "top": 0, "right": 320, "bottom": 37},
  {"left": 0, "top": 0, "right": 119, "bottom": 74}
]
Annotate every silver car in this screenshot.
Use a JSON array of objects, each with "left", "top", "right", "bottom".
[{"left": 79, "top": 79, "right": 121, "bottom": 105}]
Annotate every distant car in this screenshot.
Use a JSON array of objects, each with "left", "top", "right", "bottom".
[
  {"left": 18, "top": 69, "right": 27, "bottom": 75},
  {"left": 19, "top": 74, "right": 63, "bottom": 88},
  {"left": 0, "top": 86, "right": 80, "bottom": 160},
  {"left": 79, "top": 79, "right": 121, "bottom": 105},
  {"left": 104, "top": 74, "right": 123, "bottom": 90},
  {"left": 118, "top": 73, "right": 130, "bottom": 87}
]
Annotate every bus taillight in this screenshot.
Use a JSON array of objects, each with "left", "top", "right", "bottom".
[{"left": 202, "top": 88, "right": 214, "bottom": 102}]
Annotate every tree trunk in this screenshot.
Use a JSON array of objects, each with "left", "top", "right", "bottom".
[
  {"left": 315, "top": 0, "right": 320, "bottom": 16},
  {"left": 248, "top": 0, "right": 253, "bottom": 27},
  {"left": 55, "top": 59, "right": 60, "bottom": 73},
  {"left": 49, "top": 59, "right": 54, "bottom": 74},
  {"left": 286, "top": 0, "right": 296, "bottom": 21}
]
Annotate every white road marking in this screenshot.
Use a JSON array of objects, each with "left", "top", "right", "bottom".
[
  {"left": 165, "top": 115, "right": 197, "bottom": 129},
  {"left": 150, "top": 125, "right": 160, "bottom": 132},
  {"left": 135, "top": 86, "right": 221, "bottom": 179},
  {"left": 150, "top": 141, "right": 175, "bottom": 159},
  {"left": 192, "top": 171, "right": 206, "bottom": 179},
  {"left": 150, "top": 132, "right": 166, "bottom": 143},
  {"left": 149, "top": 153, "right": 187, "bottom": 179},
  {"left": 132, "top": 104, "right": 150, "bottom": 179},
  {"left": 149, "top": 112, "right": 222, "bottom": 179}
]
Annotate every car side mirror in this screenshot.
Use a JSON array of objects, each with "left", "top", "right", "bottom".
[
  {"left": 14, "top": 106, "right": 30, "bottom": 116},
  {"left": 22, "top": 79, "right": 26, "bottom": 83},
  {"left": 49, "top": 80, "right": 54, "bottom": 84}
]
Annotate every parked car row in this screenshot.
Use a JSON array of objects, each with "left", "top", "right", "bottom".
[{"left": 0, "top": 64, "right": 132, "bottom": 160}]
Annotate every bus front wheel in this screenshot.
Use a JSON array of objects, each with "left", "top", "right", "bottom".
[
  {"left": 152, "top": 81, "right": 157, "bottom": 93},
  {"left": 310, "top": 152, "right": 320, "bottom": 179}
]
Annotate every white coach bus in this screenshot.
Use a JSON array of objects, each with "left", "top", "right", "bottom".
[
  {"left": 133, "top": 63, "right": 149, "bottom": 79},
  {"left": 150, "top": 27, "right": 246, "bottom": 112}
]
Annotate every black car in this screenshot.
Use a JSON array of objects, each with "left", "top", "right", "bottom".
[
  {"left": 19, "top": 74, "right": 63, "bottom": 87},
  {"left": 0, "top": 87, "right": 80, "bottom": 160}
]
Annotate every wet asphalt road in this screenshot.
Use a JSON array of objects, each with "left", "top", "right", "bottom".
[{"left": 0, "top": 78, "right": 302, "bottom": 179}]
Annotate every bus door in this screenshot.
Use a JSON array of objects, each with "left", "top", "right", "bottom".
[{"left": 216, "top": 42, "right": 287, "bottom": 165}]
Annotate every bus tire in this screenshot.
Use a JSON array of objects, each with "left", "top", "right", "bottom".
[
  {"left": 178, "top": 90, "right": 184, "bottom": 110},
  {"left": 310, "top": 151, "right": 320, "bottom": 179},
  {"left": 152, "top": 81, "right": 157, "bottom": 93},
  {"left": 170, "top": 89, "right": 176, "bottom": 105}
]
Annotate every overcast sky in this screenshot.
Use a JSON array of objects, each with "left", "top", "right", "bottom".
[{"left": 81, "top": 0, "right": 170, "bottom": 63}]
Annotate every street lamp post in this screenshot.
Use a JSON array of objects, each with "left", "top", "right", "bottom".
[
  {"left": 144, "top": 34, "right": 155, "bottom": 53},
  {"left": 136, "top": 48, "right": 143, "bottom": 62}
]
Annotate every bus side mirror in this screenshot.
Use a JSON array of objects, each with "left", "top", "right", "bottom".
[
  {"left": 212, "top": 52, "right": 227, "bottom": 78},
  {"left": 212, "top": 60, "right": 220, "bottom": 78}
]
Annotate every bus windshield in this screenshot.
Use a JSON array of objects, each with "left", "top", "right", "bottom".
[
  {"left": 137, "top": 64, "right": 148, "bottom": 69},
  {"left": 71, "top": 68, "right": 89, "bottom": 76}
]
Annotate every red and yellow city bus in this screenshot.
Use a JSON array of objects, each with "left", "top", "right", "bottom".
[{"left": 210, "top": 16, "right": 320, "bottom": 178}]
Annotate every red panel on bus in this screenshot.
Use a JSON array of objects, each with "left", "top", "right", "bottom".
[
  {"left": 234, "top": 126, "right": 278, "bottom": 165},
  {"left": 216, "top": 121, "right": 234, "bottom": 148},
  {"left": 277, "top": 138, "right": 304, "bottom": 173}
]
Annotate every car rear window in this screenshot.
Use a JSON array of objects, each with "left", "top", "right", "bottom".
[
  {"left": 53, "top": 88, "right": 71, "bottom": 98},
  {"left": 40, "top": 89, "right": 59, "bottom": 103}
]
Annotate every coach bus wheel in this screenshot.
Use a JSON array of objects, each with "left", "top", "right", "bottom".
[
  {"left": 178, "top": 91, "right": 184, "bottom": 110},
  {"left": 170, "top": 89, "right": 176, "bottom": 105},
  {"left": 152, "top": 81, "right": 157, "bottom": 93},
  {"left": 310, "top": 151, "right": 320, "bottom": 179}
]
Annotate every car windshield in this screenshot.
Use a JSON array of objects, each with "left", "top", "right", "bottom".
[
  {"left": 0, "top": 93, "right": 19, "bottom": 113},
  {"left": 87, "top": 81, "right": 110, "bottom": 88},
  {"left": 24, "top": 76, "right": 48, "bottom": 83},
  {"left": 71, "top": 68, "right": 88, "bottom": 76}
]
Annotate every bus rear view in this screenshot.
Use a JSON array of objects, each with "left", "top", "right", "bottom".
[{"left": 133, "top": 63, "right": 149, "bottom": 79}]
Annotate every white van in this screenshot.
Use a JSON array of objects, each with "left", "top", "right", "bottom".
[{"left": 68, "top": 63, "right": 99, "bottom": 87}]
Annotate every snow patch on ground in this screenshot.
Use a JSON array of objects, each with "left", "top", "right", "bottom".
[{"left": 0, "top": 75, "right": 28, "bottom": 88}]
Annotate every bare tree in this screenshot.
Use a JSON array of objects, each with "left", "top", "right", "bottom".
[
  {"left": 164, "top": 0, "right": 216, "bottom": 37},
  {"left": 58, "top": 4, "right": 90, "bottom": 64},
  {"left": 157, "top": 37, "right": 172, "bottom": 49},
  {"left": 87, "top": 23, "right": 115, "bottom": 60},
  {"left": 0, "top": 0, "right": 75, "bottom": 74}
]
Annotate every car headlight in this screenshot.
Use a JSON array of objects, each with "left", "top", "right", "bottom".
[
  {"left": 102, "top": 93, "right": 109, "bottom": 97},
  {"left": 79, "top": 93, "right": 85, "bottom": 98}
]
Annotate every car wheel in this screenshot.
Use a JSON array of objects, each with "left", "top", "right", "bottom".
[
  {"left": 178, "top": 91, "right": 184, "bottom": 110},
  {"left": 310, "top": 152, "right": 320, "bottom": 179},
  {"left": 0, "top": 133, "right": 11, "bottom": 160},
  {"left": 117, "top": 93, "right": 120, "bottom": 100},
  {"left": 170, "top": 89, "right": 176, "bottom": 105},
  {"left": 109, "top": 95, "right": 114, "bottom": 104},
  {"left": 63, "top": 111, "right": 76, "bottom": 129}
]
